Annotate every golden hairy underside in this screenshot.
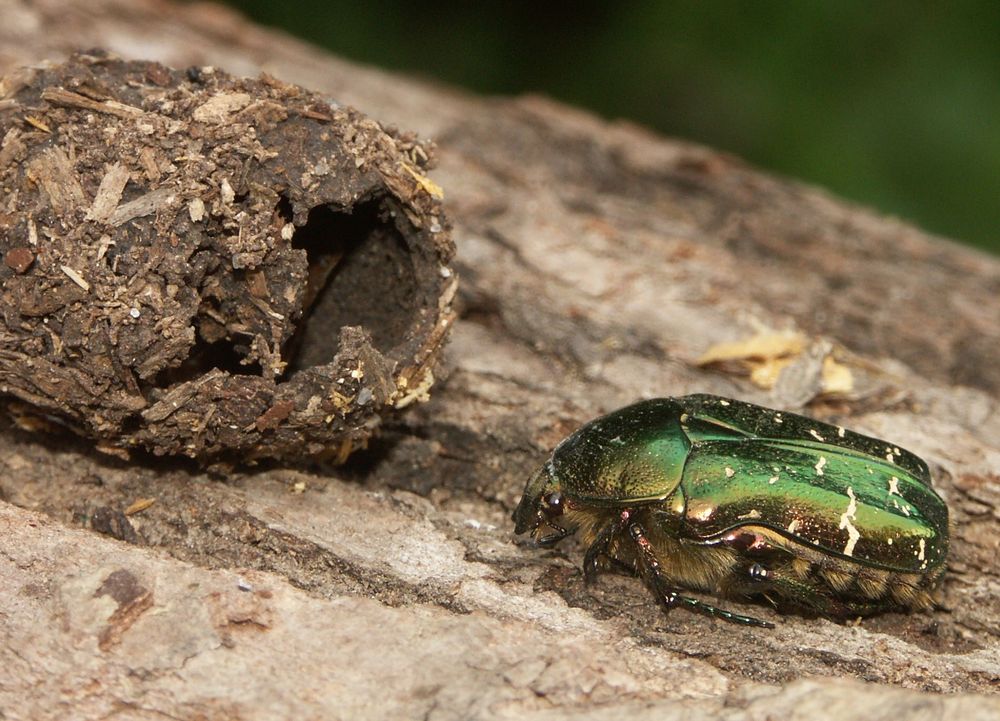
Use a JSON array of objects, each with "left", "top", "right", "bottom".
[{"left": 568, "top": 506, "right": 739, "bottom": 593}]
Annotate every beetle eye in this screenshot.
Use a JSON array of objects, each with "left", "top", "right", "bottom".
[{"left": 543, "top": 491, "right": 564, "bottom": 516}]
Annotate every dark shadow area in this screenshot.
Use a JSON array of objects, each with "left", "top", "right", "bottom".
[
  {"left": 0, "top": 407, "right": 202, "bottom": 478},
  {"left": 152, "top": 195, "right": 421, "bottom": 390},
  {"left": 182, "top": 337, "right": 263, "bottom": 378},
  {"left": 152, "top": 328, "right": 265, "bottom": 390},
  {"left": 285, "top": 196, "right": 419, "bottom": 375}
]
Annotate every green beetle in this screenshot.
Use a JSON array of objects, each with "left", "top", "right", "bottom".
[{"left": 513, "top": 394, "right": 949, "bottom": 628}]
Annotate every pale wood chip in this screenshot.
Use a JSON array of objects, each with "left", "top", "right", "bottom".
[
  {"left": 25, "top": 146, "right": 85, "bottom": 214},
  {"left": 192, "top": 92, "right": 252, "bottom": 124},
  {"left": 41, "top": 87, "right": 143, "bottom": 118},
  {"left": 86, "top": 163, "right": 131, "bottom": 222},
  {"left": 109, "top": 187, "right": 177, "bottom": 226},
  {"left": 60, "top": 265, "right": 90, "bottom": 291},
  {"left": 124, "top": 498, "right": 156, "bottom": 516}
]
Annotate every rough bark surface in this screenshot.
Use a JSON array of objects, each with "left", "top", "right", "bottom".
[{"left": 1, "top": 1, "right": 999, "bottom": 719}]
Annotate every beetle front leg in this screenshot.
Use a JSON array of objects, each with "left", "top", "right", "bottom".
[
  {"left": 583, "top": 517, "right": 623, "bottom": 583},
  {"left": 534, "top": 506, "right": 571, "bottom": 546},
  {"left": 626, "top": 516, "right": 775, "bottom": 629},
  {"left": 536, "top": 524, "right": 570, "bottom": 546}
]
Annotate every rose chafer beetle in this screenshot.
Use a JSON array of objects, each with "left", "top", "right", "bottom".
[{"left": 513, "top": 394, "right": 949, "bottom": 628}]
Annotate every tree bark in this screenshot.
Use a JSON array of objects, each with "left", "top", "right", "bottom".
[{"left": 1, "top": 1, "right": 998, "bottom": 719}]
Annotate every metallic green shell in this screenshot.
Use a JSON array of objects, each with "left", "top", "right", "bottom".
[
  {"left": 548, "top": 398, "right": 690, "bottom": 503},
  {"left": 546, "top": 394, "right": 949, "bottom": 574}
]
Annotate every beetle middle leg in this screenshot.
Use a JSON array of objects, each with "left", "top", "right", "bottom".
[{"left": 623, "top": 512, "right": 775, "bottom": 629}]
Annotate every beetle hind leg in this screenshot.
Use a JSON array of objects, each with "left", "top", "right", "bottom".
[
  {"left": 660, "top": 582, "right": 776, "bottom": 628},
  {"left": 724, "top": 562, "right": 845, "bottom": 617},
  {"left": 726, "top": 560, "right": 895, "bottom": 618},
  {"left": 626, "top": 516, "right": 774, "bottom": 629}
]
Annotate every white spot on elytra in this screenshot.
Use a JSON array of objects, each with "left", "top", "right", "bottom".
[
  {"left": 719, "top": 400, "right": 731, "bottom": 406},
  {"left": 886, "top": 450, "right": 895, "bottom": 463},
  {"left": 815, "top": 456, "right": 827, "bottom": 476},
  {"left": 768, "top": 475, "right": 779, "bottom": 484},
  {"left": 787, "top": 519, "right": 800, "bottom": 533},
  {"left": 809, "top": 429, "right": 825, "bottom": 442},
  {"left": 839, "top": 486, "right": 861, "bottom": 557},
  {"left": 837, "top": 425, "right": 846, "bottom": 438},
  {"left": 887, "top": 537, "right": 893, "bottom": 545},
  {"left": 774, "top": 413, "right": 783, "bottom": 424},
  {"left": 917, "top": 538, "right": 926, "bottom": 561},
  {"left": 725, "top": 467, "right": 735, "bottom": 478},
  {"left": 888, "top": 476, "right": 901, "bottom": 495}
]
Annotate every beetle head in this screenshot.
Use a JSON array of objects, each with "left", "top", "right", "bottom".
[{"left": 512, "top": 461, "right": 567, "bottom": 539}]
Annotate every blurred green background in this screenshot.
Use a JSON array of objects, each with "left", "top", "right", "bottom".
[{"left": 225, "top": 1, "right": 999, "bottom": 253}]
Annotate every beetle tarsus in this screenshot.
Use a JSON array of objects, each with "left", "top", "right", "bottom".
[{"left": 664, "top": 591, "right": 775, "bottom": 628}]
